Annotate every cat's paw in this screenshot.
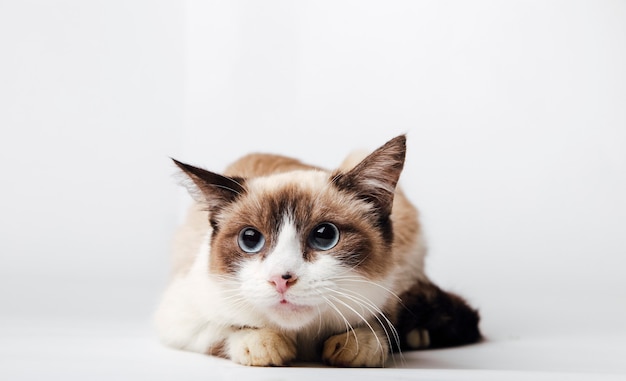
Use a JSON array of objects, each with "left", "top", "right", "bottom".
[
  {"left": 228, "top": 329, "right": 296, "bottom": 367},
  {"left": 322, "top": 327, "right": 388, "bottom": 367},
  {"left": 405, "top": 328, "right": 430, "bottom": 349}
]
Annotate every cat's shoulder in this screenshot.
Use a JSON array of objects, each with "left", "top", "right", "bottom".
[{"left": 223, "top": 153, "right": 321, "bottom": 178}]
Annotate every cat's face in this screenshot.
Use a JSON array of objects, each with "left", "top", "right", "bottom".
[
  {"left": 175, "top": 136, "right": 406, "bottom": 330},
  {"left": 209, "top": 171, "right": 394, "bottom": 328}
]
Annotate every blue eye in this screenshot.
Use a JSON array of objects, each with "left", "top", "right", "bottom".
[
  {"left": 238, "top": 228, "right": 265, "bottom": 254},
  {"left": 309, "top": 223, "right": 340, "bottom": 251}
]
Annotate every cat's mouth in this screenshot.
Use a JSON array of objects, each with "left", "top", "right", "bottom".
[
  {"left": 263, "top": 298, "right": 317, "bottom": 329},
  {"left": 274, "top": 298, "right": 313, "bottom": 313}
]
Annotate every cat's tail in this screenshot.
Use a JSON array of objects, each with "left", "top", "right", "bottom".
[{"left": 393, "top": 280, "right": 482, "bottom": 351}]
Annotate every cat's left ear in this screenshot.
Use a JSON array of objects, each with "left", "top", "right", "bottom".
[
  {"left": 332, "top": 135, "right": 406, "bottom": 217},
  {"left": 172, "top": 158, "right": 246, "bottom": 213}
]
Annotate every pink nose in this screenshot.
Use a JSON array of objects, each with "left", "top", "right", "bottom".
[{"left": 269, "top": 273, "right": 297, "bottom": 294}]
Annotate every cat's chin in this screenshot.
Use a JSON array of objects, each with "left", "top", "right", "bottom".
[{"left": 265, "top": 301, "right": 317, "bottom": 329}]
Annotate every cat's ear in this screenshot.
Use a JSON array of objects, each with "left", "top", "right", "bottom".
[
  {"left": 331, "top": 135, "right": 406, "bottom": 217},
  {"left": 172, "top": 158, "right": 246, "bottom": 212}
]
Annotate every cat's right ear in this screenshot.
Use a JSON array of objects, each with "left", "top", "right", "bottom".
[
  {"left": 171, "top": 158, "right": 246, "bottom": 212},
  {"left": 331, "top": 135, "right": 406, "bottom": 218}
]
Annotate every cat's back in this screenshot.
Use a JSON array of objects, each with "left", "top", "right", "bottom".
[{"left": 223, "top": 153, "right": 320, "bottom": 178}]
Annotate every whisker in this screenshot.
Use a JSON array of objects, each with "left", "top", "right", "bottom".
[
  {"left": 331, "top": 276, "right": 403, "bottom": 302},
  {"left": 326, "top": 287, "right": 404, "bottom": 366},
  {"left": 331, "top": 287, "right": 399, "bottom": 341},
  {"left": 211, "top": 183, "right": 244, "bottom": 196},
  {"left": 326, "top": 294, "right": 383, "bottom": 355},
  {"left": 330, "top": 276, "right": 407, "bottom": 357},
  {"left": 326, "top": 288, "right": 393, "bottom": 347},
  {"left": 320, "top": 295, "right": 358, "bottom": 348},
  {"left": 315, "top": 304, "right": 323, "bottom": 338}
]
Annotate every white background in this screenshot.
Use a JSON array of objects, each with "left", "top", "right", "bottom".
[{"left": 1, "top": 1, "right": 625, "bottom": 380}]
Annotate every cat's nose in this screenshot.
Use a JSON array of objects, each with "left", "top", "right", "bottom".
[{"left": 269, "top": 273, "right": 297, "bottom": 294}]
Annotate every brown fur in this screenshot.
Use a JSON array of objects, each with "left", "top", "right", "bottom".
[
  {"left": 207, "top": 174, "right": 393, "bottom": 278},
  {"left": 174, "top": 137, "right": 421, "bottom": 276},
  {"left": 224, "top": 153, "right": 319, "bottom": 178},
  {"left": 166, "top": 135, "right": 481, "bottom": 366}
]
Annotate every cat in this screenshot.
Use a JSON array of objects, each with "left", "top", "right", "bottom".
[{"left": 154, "top": 135, "right": 481, "bottom": 367}]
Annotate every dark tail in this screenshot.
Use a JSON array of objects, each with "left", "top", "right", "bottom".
[{"left": 394, "top": 280, "right": 482, "bottom": 351}]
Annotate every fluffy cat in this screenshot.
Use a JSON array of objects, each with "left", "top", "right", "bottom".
[{"left": 155, "top": 135, "right": 481, "bottom": 367}]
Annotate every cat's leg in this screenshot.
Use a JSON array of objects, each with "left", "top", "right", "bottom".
[
  {"left": 322, "top": 325, "right": 389, "bottom": 367},
  {"left": 224, "top": 327, "right": 297, "bottom": 366},
  {"left": 157, "top": 305, "right": 296, "bottom": 366},
  {"left": 395, "top": 280, "right": 482, "bottom": 351},
  {"left": 158, "top": 316, "right": 297, "bottom": 366},
  {"left": 155, "top": 279, "right": 297, "bottom": 366},
  {"left": 154, "top": 278, "right": 226, "bottom": 354}
]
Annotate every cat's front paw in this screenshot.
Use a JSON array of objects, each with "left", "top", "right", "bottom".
[
  {"left": 322, "top": 327, "right": 388, "bottom": 367},
  {"left": 228, "top": 328, "right": 296, "bottom": 367}
]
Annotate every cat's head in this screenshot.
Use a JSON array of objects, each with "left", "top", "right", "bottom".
[{"left": 174, "top": 136, "right": 406, "bottom": 330}]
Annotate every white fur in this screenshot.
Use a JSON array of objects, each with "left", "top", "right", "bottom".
[
  {"left": 154, "top": 219, "right": 396, "bottom": 360},
  {"left": 259, "top": 218, "right": 304, "bottom": 281},
  {"left": 155, "top": 143, "right": 428, "bottom": 366}
]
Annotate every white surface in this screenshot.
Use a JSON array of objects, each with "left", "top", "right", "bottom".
[
  {"left": 1, "top": 317, "right": 625, "bottom": 380},
  {"left": 1, "top": 1, "right": 625, "bottom": 380}
]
